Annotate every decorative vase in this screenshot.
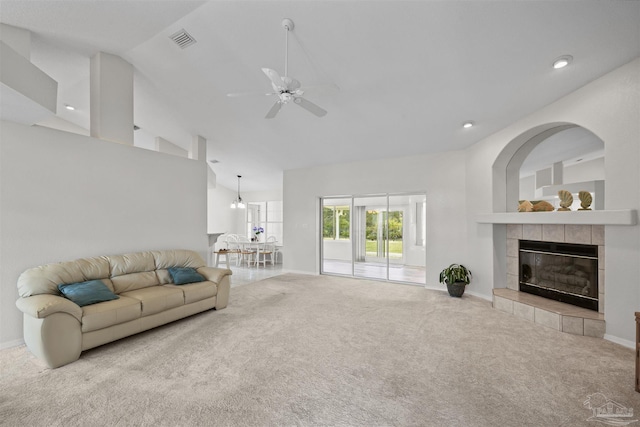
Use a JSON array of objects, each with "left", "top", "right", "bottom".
[{"left": 446, "top": 282, "right": 466, "bottom": 297}]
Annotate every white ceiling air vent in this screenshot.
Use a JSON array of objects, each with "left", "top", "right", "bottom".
[{"left": 169, "top": 29, "right": 197, "bottom": 49}]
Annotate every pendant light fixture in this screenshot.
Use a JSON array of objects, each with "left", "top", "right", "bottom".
[{"left": 230, "top": 175, "right": 246, "bottom": 209}]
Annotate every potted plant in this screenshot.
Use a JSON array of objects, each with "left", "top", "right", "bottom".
[
  {"left": 252, "top": 226, "right": 264, "bottom": 242},
  {"left": 439, "top": 263, "right": 472, "bottom": 297}
]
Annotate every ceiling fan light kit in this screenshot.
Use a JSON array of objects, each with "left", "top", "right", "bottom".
[{"left": 227, "top": 18, "right": 329, "bottom": 119}]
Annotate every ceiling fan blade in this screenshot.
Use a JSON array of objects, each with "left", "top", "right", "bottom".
[
  {"left": 227, "top": 91, "right": 276, "bottom": 98},
  {"left": 299, "top": 83, "right": 340, "bottom": 93},
  {"left": 262, "top": 68, "right": 286, "bottom": 90},
  {"left": 294, "top": 97, "right": 327, "bottom": 117},
  {"left": 265, "top": 101, "right": 282, "bottom": 119}
]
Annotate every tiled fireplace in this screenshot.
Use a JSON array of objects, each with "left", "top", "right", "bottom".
[
  {"left": 494, "top": 223, "right": 605, "bottom": 338},
  {"left": 519, "top": 239, "right": 599, "bottom": 310}
]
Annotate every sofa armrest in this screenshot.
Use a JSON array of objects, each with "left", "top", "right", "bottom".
[
  {"left": 197, "top": 267, "right": 231, "bottom": 309},
  {"left": 197, "top": 267, "right": 232, "bottom": 284},
  {"left": 16, "top": 294, "right": 83, "bottom": 322}
]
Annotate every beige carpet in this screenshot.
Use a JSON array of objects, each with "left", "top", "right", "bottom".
[{"left": 1, "top": 274, "right": 638, "bottom": 426}]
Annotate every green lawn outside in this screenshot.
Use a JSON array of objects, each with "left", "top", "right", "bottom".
[
  {"left": 323, "top": 238, "right": 404, "bottom": 257},
  {"left": 366, "top": 240, "right": 402, "bottom": 255}
]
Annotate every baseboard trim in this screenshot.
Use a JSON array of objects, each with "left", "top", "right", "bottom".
[
  {"left": 282, "top": 269, "right": 318, "bottom": 276},
  {"left": 424, "top": 285, "right": 492, "bottom": 302},
  {"left": 604, "top": 334, "right": 634, "bottom": 349},
  {"left": 0, "top": 338, "right": 25, "bottom": 350},
  {"left": 463, "top": 290, "right": 492, "bottom": 302}
]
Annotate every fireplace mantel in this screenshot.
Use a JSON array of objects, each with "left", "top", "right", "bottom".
[{"left": 476, "top": 209, "right": 636, "bottom": 225}]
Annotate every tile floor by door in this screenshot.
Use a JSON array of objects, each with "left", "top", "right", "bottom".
[{"left": 228, "top": 264, "right": 285, "bottom": 287}]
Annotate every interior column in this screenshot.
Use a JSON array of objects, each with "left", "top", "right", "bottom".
[{"left": 90, "top": 52, "right": 133, "bottom": 145}]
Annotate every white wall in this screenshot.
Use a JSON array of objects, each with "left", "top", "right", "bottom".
[
  {"left": 519, "top": 175, "right": 536, "bottom": 201},
  {"left": 243, "top": 189, "right": 283, "bottom": 203},
  {"left": 133, "top": 128, "right": 157, "bottom": 151},
  {"left": 0, "top": 121, "right": 208, "bottom": 347},
  {"left": 563, "top": 157, "right": 605, "bottom": 184},
  {"left": 207, "top": 183, "right": 241, "bottom": 234},
  {"left": 207, "top": 187, "right": 283, "bottom": 237},
  {"left": 283, "top": 151, "right": 467, "bottom": 283},
  {"left": 466, "top": 58, "right": 640, "bottom": 345},
  {"left": 519, "top": 157, "right": 605, "bottom": 200},
  {"left": 155, "top": 136, "right": 188, "bottom": 158}
]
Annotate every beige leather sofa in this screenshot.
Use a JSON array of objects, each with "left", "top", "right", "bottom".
[{"left": 16, "top": 249, "right": 231, "bottom": 368}]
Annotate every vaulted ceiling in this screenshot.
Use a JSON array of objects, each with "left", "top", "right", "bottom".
[{"left": 1, "top": 1, "right": 639, "bottom": 191}]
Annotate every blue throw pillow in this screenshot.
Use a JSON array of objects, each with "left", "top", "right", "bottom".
[
  {"left": 167, "top": 267, "right": 205, "bottom": 285},
  {"left": 58, "top": 280, "right": 119, "bottom": 307}
]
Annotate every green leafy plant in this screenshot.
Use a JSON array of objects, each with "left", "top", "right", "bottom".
[{"left": 439, "top": 263, "right": 472, "bottom": 285}]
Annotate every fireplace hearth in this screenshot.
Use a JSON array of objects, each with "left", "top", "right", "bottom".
[{"left": 519, "top": 240, "right": 598, "bottom": 311}]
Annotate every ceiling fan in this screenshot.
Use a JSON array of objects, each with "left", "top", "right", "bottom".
[{"left": 227, "top": 18, "right": 330, "bottom": 119}]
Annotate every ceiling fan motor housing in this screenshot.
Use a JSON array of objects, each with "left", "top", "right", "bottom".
[{"left": 282, "top": 18, "right": 294, "bottom": 31}]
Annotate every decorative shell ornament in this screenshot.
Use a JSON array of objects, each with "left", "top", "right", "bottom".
[
  {"left": 578, "top": 191, "right": 593, "bottom": 210},
  {"left": 557, "top": 190, "right": 573, "bottom": 211},
  {"left": 531, "top": 200, "right": 555, "bottom": 212},
  {"left": 518, "top": 200, "right": 533, "bottom": 212}
]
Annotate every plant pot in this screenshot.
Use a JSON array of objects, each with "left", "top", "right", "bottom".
[{"left": 446, "top": 282, "right": 466, "bottom": 297}]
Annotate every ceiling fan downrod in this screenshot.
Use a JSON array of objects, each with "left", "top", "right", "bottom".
[{"left": 282, "top": 18, "right": 294, "bottom": 77}]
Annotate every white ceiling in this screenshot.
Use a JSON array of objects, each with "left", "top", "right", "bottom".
[{"left": 1, "top": 1, "right": 639, "bottom": 192}]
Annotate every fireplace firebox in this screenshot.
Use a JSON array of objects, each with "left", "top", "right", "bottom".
[{"left": 519, "top": 240, "right": 598, "bottom": 311}]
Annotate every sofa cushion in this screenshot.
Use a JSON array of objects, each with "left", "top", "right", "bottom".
[
  {"left": 58, "top": 280, "right": 119, "bottom": 307},
  {"left": 120, "top": 286, "right": 184, "bottom": 316},
  {"left": 18, "top": 257, "right": 110, "bottom": 297},
  {"left": 168, "top": 267, "right": 205, "bottom": 285},
  {"left": 164, "top": 281, "right": 217, "bottom": 304},
  {"left": 111, "top": 271, "right": 159, "bottom": 294},
  {"left": 81, "top": 296, "right": 142, "bottom": 332},
  {"left": 108, "top": 252, "right": 156, "bottom": 277},
  {"left": 156, "top": 269, "right": 172, "bottom": 285},
  {"left": 153, "top": 250, "right": 206, "bottom": 270}
]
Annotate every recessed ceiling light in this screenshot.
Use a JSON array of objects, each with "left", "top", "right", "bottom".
[
  {"left": 64, "top": 104, "right": 75, "bottom": 111},
  {"left": 463, "top": 121, "right": 474, "bottom": 129},
  {"left": 552, "top": 55, "right": 573, "bottom": 69}
]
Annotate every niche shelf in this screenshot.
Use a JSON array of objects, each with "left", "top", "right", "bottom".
[{"left": 476, "top": 210, "right": 637, "bottom": 225}]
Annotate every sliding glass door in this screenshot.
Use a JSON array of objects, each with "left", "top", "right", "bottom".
[
  {"left": 322, "top": 198, "right": 352, "bottom": 275},
  {"left": 321, "top": 193, "right": 426, "bottom": 285},
  {"left": 388, "top": 194, "right": 426, "bottom": 283},
  {"left": 354, "top": 195, "right": 388, "bottom": 280}
]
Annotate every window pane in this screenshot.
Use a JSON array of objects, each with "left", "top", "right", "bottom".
[
  {"left": 322, "top": 197, "right": 352, "bottom": 275},
  {"left": 247, "top": 203, "right": 259, "bottom": 224},
  {"left": 267, "top": 222, "right": 283, "bottom": 244},
  {"left": 338, "top": 207, "right": 350, "bottom": 239},
  {"left": 323, "top": 207, "right": 335, "bottom": 239},
  {"left": 257, "top": 202, "right": 267, "bottom": 222},
  {"left": 267, "top": 201, "right": 283, "bottom": 221},
  {"left": 416, "top": 201, "right": 426, "bottom": 247}
]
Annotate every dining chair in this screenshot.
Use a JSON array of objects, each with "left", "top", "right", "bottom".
[
  {"left": 266, "top": 235, "right": 280, "bottom": 264},
  {"left": 256, "top": 241, "right": 275, "bottom": 268},
  {"left": 226, "top": 234, "right": 242, "bottom": 265},
  {"left": 237, "top": 235, "right": 256, "bottom": 266},
  {"left": 211, "top": 234, "right": 229, "bottom": 267}
]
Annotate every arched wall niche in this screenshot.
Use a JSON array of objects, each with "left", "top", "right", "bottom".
[{"left": 492, "top": 122, "right": 604, "bottom": 213}]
